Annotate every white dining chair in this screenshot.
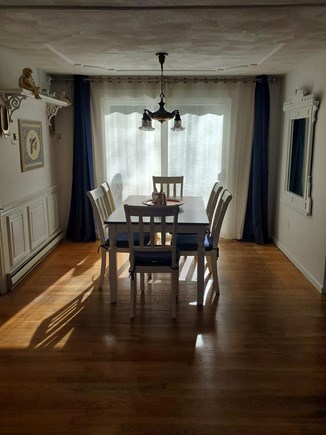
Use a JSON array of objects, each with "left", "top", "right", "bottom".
[
  {"left": 87, "top": 187, "right": 149, "bottom": 291},
  {"left": 176, "top": 189, "right": 232, "bottom": 294},
  {"left": 206, "top": 181, "right": 223, "bottom": 231},
  {"left": 152, "top": 175, "right": 184, "bottom": 199},
  {"left": 179, "top": 181, "right": 223, "bottom": 238},
  {"left": 124, "top": 204, "right": 180, "bottom": 319},
  {"left": 100, "top": 181, "right": 116, "bottom": 214}
]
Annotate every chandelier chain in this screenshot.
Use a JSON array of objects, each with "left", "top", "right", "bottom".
[{"left": 159, "top": 56, "right": 165, "bottom": 100}]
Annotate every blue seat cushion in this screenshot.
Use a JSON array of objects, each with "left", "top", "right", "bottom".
[
  {"left": 134, "top": 250, "right": 180, "bottom": 267},
  {"left": 176, "top": 234, "right": 213, "bottom": 251},
  {"left": 105, "top": 232, "right": 150, "bottom": 249}
]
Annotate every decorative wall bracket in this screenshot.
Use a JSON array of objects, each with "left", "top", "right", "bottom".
[
  {"left": 46, "top": 103, "right": 61, "bottom": 126},
  {"left": 0, "top": 88, "right": 71, "bottom": 132},
  {"left": 0, "top": 90, "right": 26, "bottom": 124}
]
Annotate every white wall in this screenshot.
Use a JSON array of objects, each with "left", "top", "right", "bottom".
[
  {"left": 268, "top": 80, "right": 283, "bottom": 233},
  {"left": 0, "top": 49, "right": 73, "bottom": 231},
  {"left": 0, "top": 48, "right": 49, "bottom": 91},
  {"left": 0, "top": 95, "right": 56, "bottom": 199},
  {"left": 272, "top": 53, "right": 326, "bottom": 293},
  {"left": 51, "top": 79, "right": 74, "bottom": 231},
  {"left": 0, "top": 51, "right": 56, "bottom": 207}
]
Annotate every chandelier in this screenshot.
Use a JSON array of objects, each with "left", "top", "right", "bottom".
[{"left": 139, "top": 52, "right": 184, "bottom": 131}]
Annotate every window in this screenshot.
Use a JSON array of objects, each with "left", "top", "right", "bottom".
[
  {"left": 105, "top": 100, "right": 229, "bottom": 206},
  {"left": 92, "top": 80, "right": 255, "bottom": 239}
]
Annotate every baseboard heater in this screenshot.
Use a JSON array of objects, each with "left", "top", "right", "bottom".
[{"left": 6, "top": 231, "right": 64, "bottom": 290}]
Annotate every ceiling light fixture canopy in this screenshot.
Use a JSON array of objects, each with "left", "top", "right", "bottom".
[{"left": 139, "top": 52, "right": 184, "bottom": 132}]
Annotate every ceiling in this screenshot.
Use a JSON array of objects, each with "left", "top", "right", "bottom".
[{"left": 1, "top": 0, "right": 326, "bottom": 78}]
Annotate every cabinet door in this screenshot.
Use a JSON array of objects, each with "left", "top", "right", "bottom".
[
  {"left": 27, "top": 198, "right": 48, "bottom": 251},
  {"left": 6, "top": 208, "right": 30, "bottom": 268},
  {"left": 46, "top": 191, "right": 60, "bottom": 236}
]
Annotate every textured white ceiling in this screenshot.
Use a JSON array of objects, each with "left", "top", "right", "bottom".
[{"left": 1, "top": 0, "right": 326, "bottom": 77}]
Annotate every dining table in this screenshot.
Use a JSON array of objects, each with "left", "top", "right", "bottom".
[{"left": 104, "top": 195, "right": 209, "bottom": 306}]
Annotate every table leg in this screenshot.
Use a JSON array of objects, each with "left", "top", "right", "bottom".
[
  {"left": 108, "top": 225, "right": 117, "bottom": 304},
  {"left": 197, "top": 227, "right": 205, "bottom": 305}
]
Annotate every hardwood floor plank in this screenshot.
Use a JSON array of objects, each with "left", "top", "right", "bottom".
[{"left": 0, "top": 239, "right": 325, "bottom": 434}]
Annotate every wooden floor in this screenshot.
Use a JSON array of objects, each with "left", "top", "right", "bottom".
[{"left": 0, "top": 239, "right": 325, "bottom": 434}]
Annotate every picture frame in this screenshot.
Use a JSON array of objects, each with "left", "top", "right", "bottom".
[{"left": 18, "top": 120, "right": 44, "bottom": 171}]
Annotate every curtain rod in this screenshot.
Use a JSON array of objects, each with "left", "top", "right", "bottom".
[
  {"left": 1, "top": 3, "right": 325, "bottom": 11},
  {"left": 87, "top": 77, "right": 279, "bottom": 84},
  {"left": 51, "top": 76, "right": 279, "bottom": 84}
]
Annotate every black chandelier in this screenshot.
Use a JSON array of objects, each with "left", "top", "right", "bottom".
[{"left": 139, "top": 52, "right": 184, "bottom": 131}]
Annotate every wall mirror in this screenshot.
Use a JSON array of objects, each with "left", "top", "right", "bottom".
[{"left": 282, "top": 89, "right": 319, "bottom": 215}]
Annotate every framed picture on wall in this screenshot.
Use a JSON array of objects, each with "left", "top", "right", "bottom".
[{"left": 18, "top": 120, "right": 44, "bottom": 171}]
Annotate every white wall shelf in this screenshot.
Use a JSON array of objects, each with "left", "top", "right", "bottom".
[{"left": 0, "top": 88, "right": 71, "bottom": 126}]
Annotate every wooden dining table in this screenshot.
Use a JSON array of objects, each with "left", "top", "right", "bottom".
[{"left": 104, "top": 195, "right": 209, "bottom": 306}]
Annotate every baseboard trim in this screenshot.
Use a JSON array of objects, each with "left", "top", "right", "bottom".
[
  {"left": 271, "top": 236, "right": 324, "bottom": 294},
  {"left": 6, "top": 232, "right": 64, "bottom": 291}
]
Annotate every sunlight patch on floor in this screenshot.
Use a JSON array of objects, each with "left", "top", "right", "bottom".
[
  {"left": 179, "top": 256, "right": 198, "bottom": 281},
  {"left": 195, "top": 333, "right": 205, "bottom": 348},
  {"left": 0, "top": 285, "right": 93, "bottom": 350},
  {"left": 34, "top": 326, "right": 75, "bottom": 350}
]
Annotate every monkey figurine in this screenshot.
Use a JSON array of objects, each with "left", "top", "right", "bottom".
[{"left": 18, "top": 68, "right": 41, "bottom": 99}]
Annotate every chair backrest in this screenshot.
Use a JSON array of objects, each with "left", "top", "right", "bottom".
[
  {"left": 206, "top": 181, "right": 223, "bottom": 225},
  {"left": 152, "top": 176, "right": 184, "bottom": 199},
  {"left": 124, "top": 204, "right": 179, "bottom": 269},
  {"left": 210, "top": 189, "right": 232, "bottom": 249},
  {"left": 87, "top": 187, "right": 110, "bottom": 243},
  {"left": 101, "top": 181, "right": 116, "bottom": 214}
]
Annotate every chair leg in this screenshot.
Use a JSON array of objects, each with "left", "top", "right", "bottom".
[
  {"left": 206, "top": 256, "right": 212, "bottom": 275},
  {"left": 210, "top": 255, "right": 220, "bottom": 294},
  {"left": 140, "top": 273, "right": 145, "bottom": 292},
  {"left": 98, "top": 248, "right": 106, "bottom": 290},
  {"left": 130, "top": 273, "right": 137, "bottom": 319},
  {"left": 171, "top": 271, "right": 177, "bottom": 319}
]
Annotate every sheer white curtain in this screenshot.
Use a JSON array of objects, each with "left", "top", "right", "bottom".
[
  {"left": 167, "top": 81, "right": 255, "bottom": 239},
  {"left": 90, "top": 81, "right": 159, "bottom": 194},
  {"left": 90, "top": 80, "right": 254, "bottom": 239},
  {"left": 165, "top": 102, "right": 226, "bottom": 201}
]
